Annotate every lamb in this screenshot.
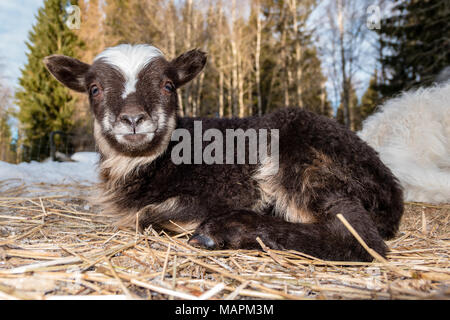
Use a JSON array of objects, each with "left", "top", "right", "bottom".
[
  {"left": 358, "top": 82, "right": 450, "bottom": 204},
  {"left": 44, "top": 44, "right": 404, "bottom": 262}
]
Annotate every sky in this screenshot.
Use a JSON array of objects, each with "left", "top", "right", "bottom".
[{"left": 0, "top": 0, "right": 43, "bottom": 89}]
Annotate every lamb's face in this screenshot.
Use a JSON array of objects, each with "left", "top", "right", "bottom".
[
  {"left": 88, "top": 45, "right": 178, "bottom": 155},
  {"left": 44, "top": 44, "right": 207, "bottom": 157}
]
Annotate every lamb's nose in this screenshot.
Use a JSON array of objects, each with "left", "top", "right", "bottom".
[{"left": 120, "top": 114, "right": 145, "bottom": 128}]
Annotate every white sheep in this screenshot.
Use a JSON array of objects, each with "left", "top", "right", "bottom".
[{"left": 358, "top": 82, "right": 450, "bottom": 204}]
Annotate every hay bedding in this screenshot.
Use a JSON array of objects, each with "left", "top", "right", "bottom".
[{"left": 0, "top": 180, "right": 448, "bottom": 300}]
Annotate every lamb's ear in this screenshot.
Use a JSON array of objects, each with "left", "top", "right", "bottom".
[
  {"left": 43, "top": 55, "right": 90, "bottom": 93},
  {"left": 169, "top": 49, "right": 207, "bottom": 87}
]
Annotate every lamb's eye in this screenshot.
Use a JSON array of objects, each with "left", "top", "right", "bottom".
[
  {"left": 163, "top": 82, "right": 175, "bottom": 93},
  {"left": 90, "top": 85, "right": 100, "bottom": 97}
]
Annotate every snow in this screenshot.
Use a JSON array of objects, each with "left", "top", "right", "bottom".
[{"left": 0, "top": 152, "right": 100, "bottom": 187}]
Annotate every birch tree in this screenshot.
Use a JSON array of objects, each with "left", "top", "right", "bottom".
[{"left": 323, "top": 0, "right": 370, "bottom": 129}]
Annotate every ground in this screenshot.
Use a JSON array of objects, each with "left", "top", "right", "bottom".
[{"left": 0, "top": 181, "right": 448, "bottom": 300}]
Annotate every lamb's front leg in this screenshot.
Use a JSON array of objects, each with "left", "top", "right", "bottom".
[
  {"left": 189, "top": 210, "right": 291, "bottom": 251},
  {"left": 189, "top": 203, "right": 387, "bottom": 262}
]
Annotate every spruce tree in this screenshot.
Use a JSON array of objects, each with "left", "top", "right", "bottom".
[
  {"left": 359, "top": 72, "right": 382, "bottom": 123},
  {"left": 336, "top": 85, "right": 359, "bottom": 130},
  {"left": 378, "top": 0, "right": 450, "bottom": 97},
  {"left": 0, "top": 81, "right": 12, "bottom": 162},
  {"left": 301, "top": 46, "right": 332, "bottom": 117},
  {"left": 15, "top": 0, "right": 82, "bottom": 161},
  {"left": 0, "top": 111, "right": 12, "bottom": 162}
]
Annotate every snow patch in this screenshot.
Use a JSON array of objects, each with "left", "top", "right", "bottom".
[{"left": 0, "top": 152, "right": 100, "bottom": 187}]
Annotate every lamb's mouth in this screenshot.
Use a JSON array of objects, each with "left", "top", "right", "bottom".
[
  {"left": 115, "top": 129, "right": 158, "bottom": 146},
  {"left": 121, "top": 132, "right": 155, "bottom": 143}
]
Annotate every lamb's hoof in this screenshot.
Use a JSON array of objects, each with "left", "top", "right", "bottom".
[{"left": 188, "top": 234, "right": 216, "bottom": 249}]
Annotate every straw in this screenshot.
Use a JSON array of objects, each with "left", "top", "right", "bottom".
[{"left": 0, "top": 182, "right": 448, "bottom": 300}]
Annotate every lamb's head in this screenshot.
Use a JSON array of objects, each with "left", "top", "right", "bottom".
[{"left": 44, "top": 44, "right": 207, "bottom": 157}]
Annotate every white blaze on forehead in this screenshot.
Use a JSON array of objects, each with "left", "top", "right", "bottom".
[{"left": 94, "top": 44, "right": 164, "bottom": 99}]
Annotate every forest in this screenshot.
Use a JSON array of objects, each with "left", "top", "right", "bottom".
[{"left": 0, "top": 0, "right": 449, "bottom": 162}]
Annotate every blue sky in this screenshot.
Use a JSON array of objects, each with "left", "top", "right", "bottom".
[{"left": 0, "top": 0, "right": 43, "bottom": 88}]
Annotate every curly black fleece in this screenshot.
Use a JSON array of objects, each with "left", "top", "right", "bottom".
[{"left": 104, "top": 107, "right": 404, "bottom": 262}]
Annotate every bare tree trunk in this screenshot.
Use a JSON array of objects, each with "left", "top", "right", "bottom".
[
  {"left": 183, "top": 0, "right": 193, "bottom": 52},
  {"left": 0, "top": 135, "right": 4, "bottom": 161},
  {"left": 194, "top": 50, "right": 206, "bottom": 116},
  {"left": 288, "top": 0, "right": 303, "bottom": 108},
  {"left": 255, "top": 0, "right": 263, "bottom": 116},
  {"left": 231, "top": 0, "right": 239, "bottom": 117},
  {"left": 281, "top": 16, "right": 290, "bottom": 107},
  {"left": 237, "top": 50, "right": 245, "bottom": 118},
  {"left": 167, "top": 0, "right": 183, "bottom": 116},
  {"left": 168, "top": 0, "right": 176, "bottom": 59},
  {"left": 184, "top": 0, "right": 193, "bottom": 116},
  {"left": 227, "top": 73, "right": 233, "bottom": 117},
  {"left": 231, "top": 45, "right": 238, "bottom": 116},
  {"left": 320, "top": 83, "right": 326, "bottom": 115},
  {"left": 338, "top": 0, "right": 350, "bottom": 128},
  {"left": 378, "top": 0, "right": 386, "bottom": 84},
  {"left": 217, "top": 4, "right": 225, "bottom": 117},
  {"left": 287, "top": 69, "right": 293, "bottom": 95},
  {"left": 219, "top": 70, "right": 224, "bottom": 117},
  {"left": 187, "top": 91, "right": 193, "bottom": 117},
  {"left": 247, "top": 75, "right": 253, "bottom": 114}
]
